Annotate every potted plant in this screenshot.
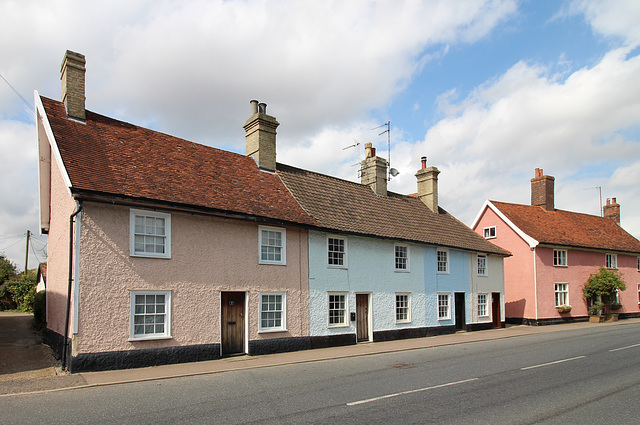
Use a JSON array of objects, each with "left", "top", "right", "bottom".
[
  {"left": 583, "top": 266, "right": 626, "bottom": 323},
  {"left": 556, "top": 305, "right": 572, "bottom": 314}
]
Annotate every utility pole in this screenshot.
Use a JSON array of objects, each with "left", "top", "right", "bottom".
[{"left": 24, "top": 230, "right": 30, "bottom": 274}]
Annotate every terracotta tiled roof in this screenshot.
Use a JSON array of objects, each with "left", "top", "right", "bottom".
[
  {"left": 491, "top": 200, "right": 640, "bottom": 254},
  {"left": 278, "top": 164, "right": 509, "bottom": 255},
  {"left": 41, "top": 96, "right": 317, "bottom": 226}
]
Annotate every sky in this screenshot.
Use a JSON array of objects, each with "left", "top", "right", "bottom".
[{"left": 1, "top": 0, "right": 639, "bottom": 272}]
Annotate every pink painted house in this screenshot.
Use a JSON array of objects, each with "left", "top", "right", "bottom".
[
  {"left": 472, "top": 168, "right": 640, "bottom": 325},
  {"left": 37, "top": 51, "right": 317, "bottom": 371}
]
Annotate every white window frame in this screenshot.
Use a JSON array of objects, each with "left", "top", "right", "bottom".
[
  {"left": 554, "top": 283, "right": 569, "bottom": 307},
  {"left": 437, "top": 292, "right": 451, "bottom": 320},
  {"left": 395, "top": 293, "right": 411, "bottom": 323},
  {"left": 437, "top": 249, "right": 449, "bottom": 274},
  {"left": 259, "top": 292, "right": 287, "bottom": 332},
  {"left": 258, "top": 226, "right": 286, "bottom": 265},
  {"left": 394, "top": 244, "right": 410, "bottom": 272},
  {"left": 605, "top": 253, "right": 617, "bottom": 269},
  {"left": 130, "top": 209, "right": 171, "bottom": 259},
  {"left": 477, "top": 254, "right": 488, "bottom": 276},
  {"left": 327, "top": 236, "right": 348, "bottom": 268},
  {"left": 637, "top": 283, "right": 640, "bottom": 305},
  {"left": 483, "top": 226, "right": 496, "bottom": 239},
  {"left": 553, "top": 249, "right": 567, "bottom": 267},
  {"left": 477, "top": 293, "right": 488, "bottom": 317},
  {"left": 129, "top": 290, "right": 172, "bottom": 341},
  {"left": 327, "top": 292, "right": 348, "bottom": 327}
]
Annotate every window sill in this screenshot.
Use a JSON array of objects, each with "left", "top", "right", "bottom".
[
  {"left": 327, "top": 266, "right": 348, "bottom": 270},
  {"left": 259, "top": 262, "right": 286, "bottom": 266},
  {"left": 258, "top": 328, "right": 288, "bottom": 334},
  {"left": 396, "top": 320, "right": 411, "bottom": 324},
  {"left": 553, "top": 265, "right": 568, "bottom": 268},
  {"left": 394, "top": 269, "right": 410, "bottom": 273},
  {"left": 437, "top": 317, "right": 451, "bottom": 321},
  {"left": 130, "top": 253, "right": 171, "bottom": 260},
  {"left": 129, "top": 335, "right": 173, "bottom": 342},
  {"left": 328, "top": 324, "right": 349, "bottom": 329}
]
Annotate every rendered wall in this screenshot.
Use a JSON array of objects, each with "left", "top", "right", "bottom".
[
  {"left": 74, "top": 202, "right": 309, "bottom": 355},
  {"left": 468, "top": 254, "right": 505, "bottom": 324},
  {"left": 307, "top": 230, "right": 427, "bottom": 337},
  {"left": 473, "top": 207, "right": 536, "bottom": 319},
  {"left": 46, "top": 150, "right": 78, "bottom": 340},
  {"left": 424, "top": 246, "right": 470, "bottom": 327},
  {"left": 535, "top": 247, "right": 640, "bottom": 318}
]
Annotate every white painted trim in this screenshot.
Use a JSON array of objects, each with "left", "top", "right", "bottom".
[
  {"left": 394, "top": 243, "right": 410, "bottom": 272},
  {"left": 72, "top": 211, "right": 81, "bottom": 334},
  {"left": 436, "top": 248, "right": 450, "bottom": 274},
  {"left": 258, "top": 226, "right": 287, "bottom": 265},
  {"left": 437, "top": 292, "right": 451, "bottom": 320},
  {"left": 129, "top": 209, "right": 172, "bottom": 259},
  {"left": 395, "top": 292, "right": 412, "bottom": 323},
  {"left": 472, "top": 200, "right": 539, "bottom": 249},
  {"left": 327, "top": 291, "right": 349, "bottom": 328},
  {"left": 258, "top": 291, "right": 287, "bottom": 332},
  {"left": 128, "top": 290, "right": 172, "bottom": 340},
  {"left": 35, "top": 92, "right": 73, "bottom": 190},
  {"left": 327, "top": 235, "right": 348, "bottom": 269}
]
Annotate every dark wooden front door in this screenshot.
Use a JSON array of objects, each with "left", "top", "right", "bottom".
[
  {"left": 221, "top": 292, "right": 245, "bottom": 356},
  {"left": 454, "top": 292, "right": 466, "bottom": 331},
  {"left": 356, "top": 294, "right": 369, "bottom": 342},
  {"left": 492, "top": 292, "right": 501, "bottom": 328}
]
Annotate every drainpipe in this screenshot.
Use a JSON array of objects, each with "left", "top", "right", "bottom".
[{"left": 62, "top": 200, "right": 82, "bottom": 371}]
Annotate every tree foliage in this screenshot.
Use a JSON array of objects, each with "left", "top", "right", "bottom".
[
  {"left": 583, "top": 266, "right": 626, "bottom": 316},
  {"left": 1, "top": 268, "right": 37, "bottom": 313},
  {"left": 0, "top": 254, "right": 19, "bottom": 310}
]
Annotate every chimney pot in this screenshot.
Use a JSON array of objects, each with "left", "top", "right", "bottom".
[
  {"left": 250, "top": 99, "right": 259, "bottom": 115},
  {"left": 258, "top": 102, "right": 267, "bottom": 114},
  {"left": 421, "top": 156, "right": 427, "bottom": 169}
]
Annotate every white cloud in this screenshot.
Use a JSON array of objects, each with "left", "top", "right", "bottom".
[
  {"left": 569, "top": 0, "right": 640, "bottom": 47},
  {"left": 397, "top": 45, "right": 640, "bottom": 237}
]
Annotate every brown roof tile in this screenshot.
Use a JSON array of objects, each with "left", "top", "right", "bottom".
[
  {"left": 491, "top": 200, "right": 640, "bottom": 254},
  {"left": 41, "top": 96, "right": 316, "bottom": 226},
  {"left": 278, "top": 164, "right": 509, "bottom": 255}
]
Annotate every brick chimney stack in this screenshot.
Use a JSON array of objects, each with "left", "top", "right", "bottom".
[
  {"left": 244, "top": 100, "right": 279, "bottom": 172},
  {"left": 531, "top": 168, "right": 555, "bottom": 211},
  {"left": 60, "top": 50, "right": 86, "bottom": 121},
  {"left": 603, "top": 197, "right": 620, "bottom": 225},
  {"left": 415, "top": 156, "right": 440, "bottom": 213},
  {"left": 360, "top": 142, "right": 388, "bottom": 196}
]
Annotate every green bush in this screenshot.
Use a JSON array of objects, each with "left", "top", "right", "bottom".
[
  {"left": 33, "top": 290, "right": 46, "bottom": 330},
  {"left": 4, "top": 269, "right": 37, "bottom": 313},
  {"left": 583, "top": 266, "right": 626, "bottom": 316}
]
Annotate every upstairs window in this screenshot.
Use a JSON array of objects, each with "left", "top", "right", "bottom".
[
  {"left": 395, "top": 244, "right": 409, "bottom": 271},
  {"left": 327, "top": 236, "right": 347, "bottom": 268},
  {"left": 483, "top": 226, "right": 496, "bottom": 239},
  {"left": 437, "top": 249, "right": 449, "bottom": 274},
  {"left": 553, "top": 249, "right": 567, "bottom": 267},
  {"left": 477, "top": 254, "right": 488, "bottom": 276},
  {"left": 130, "top": 209, "right": 171, "bottom": 259},
  {"left": 259, "top": 226, "right": 286, "bottom": 265},
  {"left": 605, "top": 253, "right": 617, "bottom": 269}
]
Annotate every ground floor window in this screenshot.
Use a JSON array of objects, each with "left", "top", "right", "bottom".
[
  {"left": 554, "top": 283, "right": 569, "bottom": 307},
  {"left": 395, "top": 293, "right": 410, "bottom": 323},
  {"left": 438, "top": 293, "right": 450, "bottom": 320},
  {"left": 477, "top": 294, "right": 488, "bottom": 317},
  {"left": 130, "top": 290, "right": 171, "bottom": 340},
  {"left": 328, "top": 293, "right": 348, "bottom": 327},
  {"left": 259, "top": 292, "right": 286, "bottom": 332}
]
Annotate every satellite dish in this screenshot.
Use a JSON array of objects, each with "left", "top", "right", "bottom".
[{"left": 389, "top": 168, "right": 399, "bottom": 177}]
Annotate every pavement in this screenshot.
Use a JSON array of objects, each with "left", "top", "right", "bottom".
[{"left": 2, "top": 311, "right": 639, "bottom": 397}]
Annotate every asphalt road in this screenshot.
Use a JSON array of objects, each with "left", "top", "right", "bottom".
[{"left": 2, "top": 323, "right": 640, "bottom": 424}]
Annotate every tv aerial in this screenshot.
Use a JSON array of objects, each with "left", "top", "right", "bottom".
[{"left": 372, "top": 121, "right": 399, "bottom": 180}]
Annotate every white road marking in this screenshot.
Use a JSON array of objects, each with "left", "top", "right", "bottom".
[
  {"left": 346, "top": 378, "right": 479, "bottom": 406},
  {"left": 520, "top": 356, "right": 586, "bottom": 370},
  {"left": 609, "top": 343, "right": 640, "bottom": 352}
]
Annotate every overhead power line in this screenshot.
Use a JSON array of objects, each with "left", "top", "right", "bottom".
[{"left": 0, "top": 72, "right": 35, "bottom": 114}]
